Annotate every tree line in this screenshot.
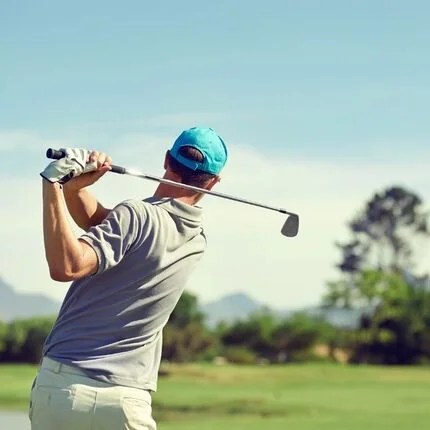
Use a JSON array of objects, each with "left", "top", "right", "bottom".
[
  {"left": 0, "top": 302, "right": 343, "bottom": 365},
  {"left": 0, "top": 185, "right": 429, "bottom": 366}
]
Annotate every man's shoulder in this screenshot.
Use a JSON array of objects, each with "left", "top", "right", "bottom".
[
  {"left": 115, "top": 198, "right": 171, "bottom": 223},
  {"left": 116, "top": 198, "right": 151, "bottom": 214}
]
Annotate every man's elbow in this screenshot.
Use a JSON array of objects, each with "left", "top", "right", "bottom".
[
  {"left": 46, "top": 244, "right": 97, "bottom": 282},
  {"left": 49, "top": 266, "right": 76, "bottom": 282},
  {"left": 48, "top": 261, "right": 96, "bottom": 282},
  {"left": 48, "top": 261, "right": 84, "bottom": 282}
]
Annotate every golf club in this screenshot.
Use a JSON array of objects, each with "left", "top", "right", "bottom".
[{"left": 46, "top": 148, "right": 300, "bottom": 237}]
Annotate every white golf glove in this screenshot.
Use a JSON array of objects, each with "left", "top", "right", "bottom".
[{"left": 40, "top": 148, "right": 97, "bottom": 184}]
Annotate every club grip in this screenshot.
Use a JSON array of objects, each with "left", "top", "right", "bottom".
[
  {"left": 46, "top": 148, "right": 66, "bottom": 159},
  {"left": 109, "top": 165, "right": 126, "bottom": 174},
  {"left": 46, "top": 148, "right": 126, "bottom": 174}
]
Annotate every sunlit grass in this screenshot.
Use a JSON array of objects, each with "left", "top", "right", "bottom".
[{"left": 1, "top": 363, "right": 430, "bottom": 429}]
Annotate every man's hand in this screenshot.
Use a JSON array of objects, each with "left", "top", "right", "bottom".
[
  {"left": 41, "top": 148, "right": 95, "bottom": 184},
  {"left": 64, "top": 150, "right": 112, "bottom": 191},
  {"left": 40, "top": 148, "right": 112, "bottom": 186}
]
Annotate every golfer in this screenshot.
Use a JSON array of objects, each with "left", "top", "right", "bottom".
[{"left": 30, "top": 127, "right": 228, "bottom": 430}]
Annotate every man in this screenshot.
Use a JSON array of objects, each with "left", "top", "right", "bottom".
[{"left": 30, "top": 127, "right": 228, "bottom": 430}]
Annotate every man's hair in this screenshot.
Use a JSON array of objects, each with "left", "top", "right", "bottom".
[{"left": 168, "top": 146, "right": 216, "bottom": 187}]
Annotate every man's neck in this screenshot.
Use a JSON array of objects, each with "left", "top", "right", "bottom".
[{"left": 153, "top": 184, "right": 201, "bottom": 206}]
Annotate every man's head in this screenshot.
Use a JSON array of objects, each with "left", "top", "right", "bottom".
[{"left": 165, "top": 127, "right": 228, "bottom": 189}]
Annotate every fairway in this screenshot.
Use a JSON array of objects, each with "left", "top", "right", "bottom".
[{"left": 1, "top": 363, "right": 430, "bottom": 429}]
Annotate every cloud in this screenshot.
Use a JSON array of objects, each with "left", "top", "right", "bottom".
[
  {"left": 0, "top": 130, "right": 72, "bottom": 154},
  {"left": 0, "top": 131, "right": 43, "bottom": 151},
  {"left": 1, "top": 131, "right": 429, "bottom": 311}
]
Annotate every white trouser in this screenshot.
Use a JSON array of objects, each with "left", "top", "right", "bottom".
[{"left": 29, "top": 356, "right": 156, "bottom": 430}]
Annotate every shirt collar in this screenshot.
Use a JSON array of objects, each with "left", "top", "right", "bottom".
[{"left": 143, "top": 197, "right": 203, "bottom": 222}]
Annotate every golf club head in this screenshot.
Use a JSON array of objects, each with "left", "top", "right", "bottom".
[{"left": 281, "top": 214, "right": 299, "bottom": 237}]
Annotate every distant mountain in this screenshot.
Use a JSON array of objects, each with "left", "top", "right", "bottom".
[
  {"left": 200, "top": 291, "right": 364, "bottom": 328},
  {"left": 298, "top": 306, "right": 366, "bottom": 329},
  {"left": 200, "top": 293, "right": 269, "bottom": 327},
  {"left": 0, "top": 278, "right": 60, "bottom": 321},
  {"left": 0, "top": 277, "right": 364, "bottom": 329}
]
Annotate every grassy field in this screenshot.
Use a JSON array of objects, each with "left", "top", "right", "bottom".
[{"left": 1, "top": 363, "right": 430, "bottom": 429}]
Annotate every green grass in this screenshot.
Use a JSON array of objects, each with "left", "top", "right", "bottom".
[
  {"left": 2, "top": 363, "right": 430, "bottom": 429},
  {"left": 0, "top": 365, "right": 35, "bottom": 410}
]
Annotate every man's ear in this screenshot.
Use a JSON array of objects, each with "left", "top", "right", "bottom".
[
  {"left": 205, "top": 175, "right": 221, "bottom": 191},
  {"left": 164, "top": 150, "right": 170, "bottom": 170}
]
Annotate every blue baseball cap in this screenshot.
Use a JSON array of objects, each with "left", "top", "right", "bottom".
[{"left": 170, "top": 127, "right": 228, "bottom": 175}]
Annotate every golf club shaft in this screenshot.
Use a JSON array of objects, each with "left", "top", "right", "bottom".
[{"left": 46, "top": 148, "right": 297, "bottom": 217}]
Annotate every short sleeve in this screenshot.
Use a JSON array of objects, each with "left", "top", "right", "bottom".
[{"left": 80, "top": 200, "right": 141, "bottom": 275}]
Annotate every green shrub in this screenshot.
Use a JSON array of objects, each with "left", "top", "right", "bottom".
[{"left": 224, "top": 347, "right": 257, "bottom": 364}]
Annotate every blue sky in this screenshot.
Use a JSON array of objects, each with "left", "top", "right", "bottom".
[{"left": 1, "top": 1, "right": 429, "bottom": 309}]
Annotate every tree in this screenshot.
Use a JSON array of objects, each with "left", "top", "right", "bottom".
[
  {"left": 220, "top": 310, "right": 278, "bottom": 360},
  {"left": 162, "top": 322, "right": 217, "bottom": 362},
  {"left": 1, "top": 317, "right": 55, "bottom": 363},
  {"left": 323, "top": 186, "right": 430, "bottom": 364},
  {"left": 271, "top": 313, "right": 327, "bottom": 362},
  {"left": 220, "top": 311, "right": 328, "bottom": 363},
  {"left": 0, "top": 321, "right": 8, "bottom": 357},
  {"left": 162, "top": 291, "right": 217, "bottom": 362},
  {"left": 169, "top": 291, "right": 205, "bottom": 329},
  {"left": 21, "top": 318, "right": 56, "bottom": 363},
  {"left": 336, "top": 186, "right": 429, "bottom": 275},
  {"left": 325, "top": 269, "right": 404, "bottom": 309},
  {"left": 325, "top": 186, "right": 429, "bottom": 310},
  {"left": 350, "top": 272, "right": 430, "bottom": 364}
]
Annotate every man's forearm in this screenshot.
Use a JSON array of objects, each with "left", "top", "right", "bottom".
[
  {"left": 63, "top": 185, "right": 110, "bottom": 231},
  {"left": 43, "top": 181, "right": 94, "bottom": 280}
]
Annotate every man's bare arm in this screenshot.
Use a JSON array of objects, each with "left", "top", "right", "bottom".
[
  {"left": 43, "top": 181, "right": 98, "bottom": 281},
  {"left": 63, "top": 186, "right": 111, "bottom": 231},
  {"left": 62, "top": 150, "right": 113, "bottom": 231}
]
